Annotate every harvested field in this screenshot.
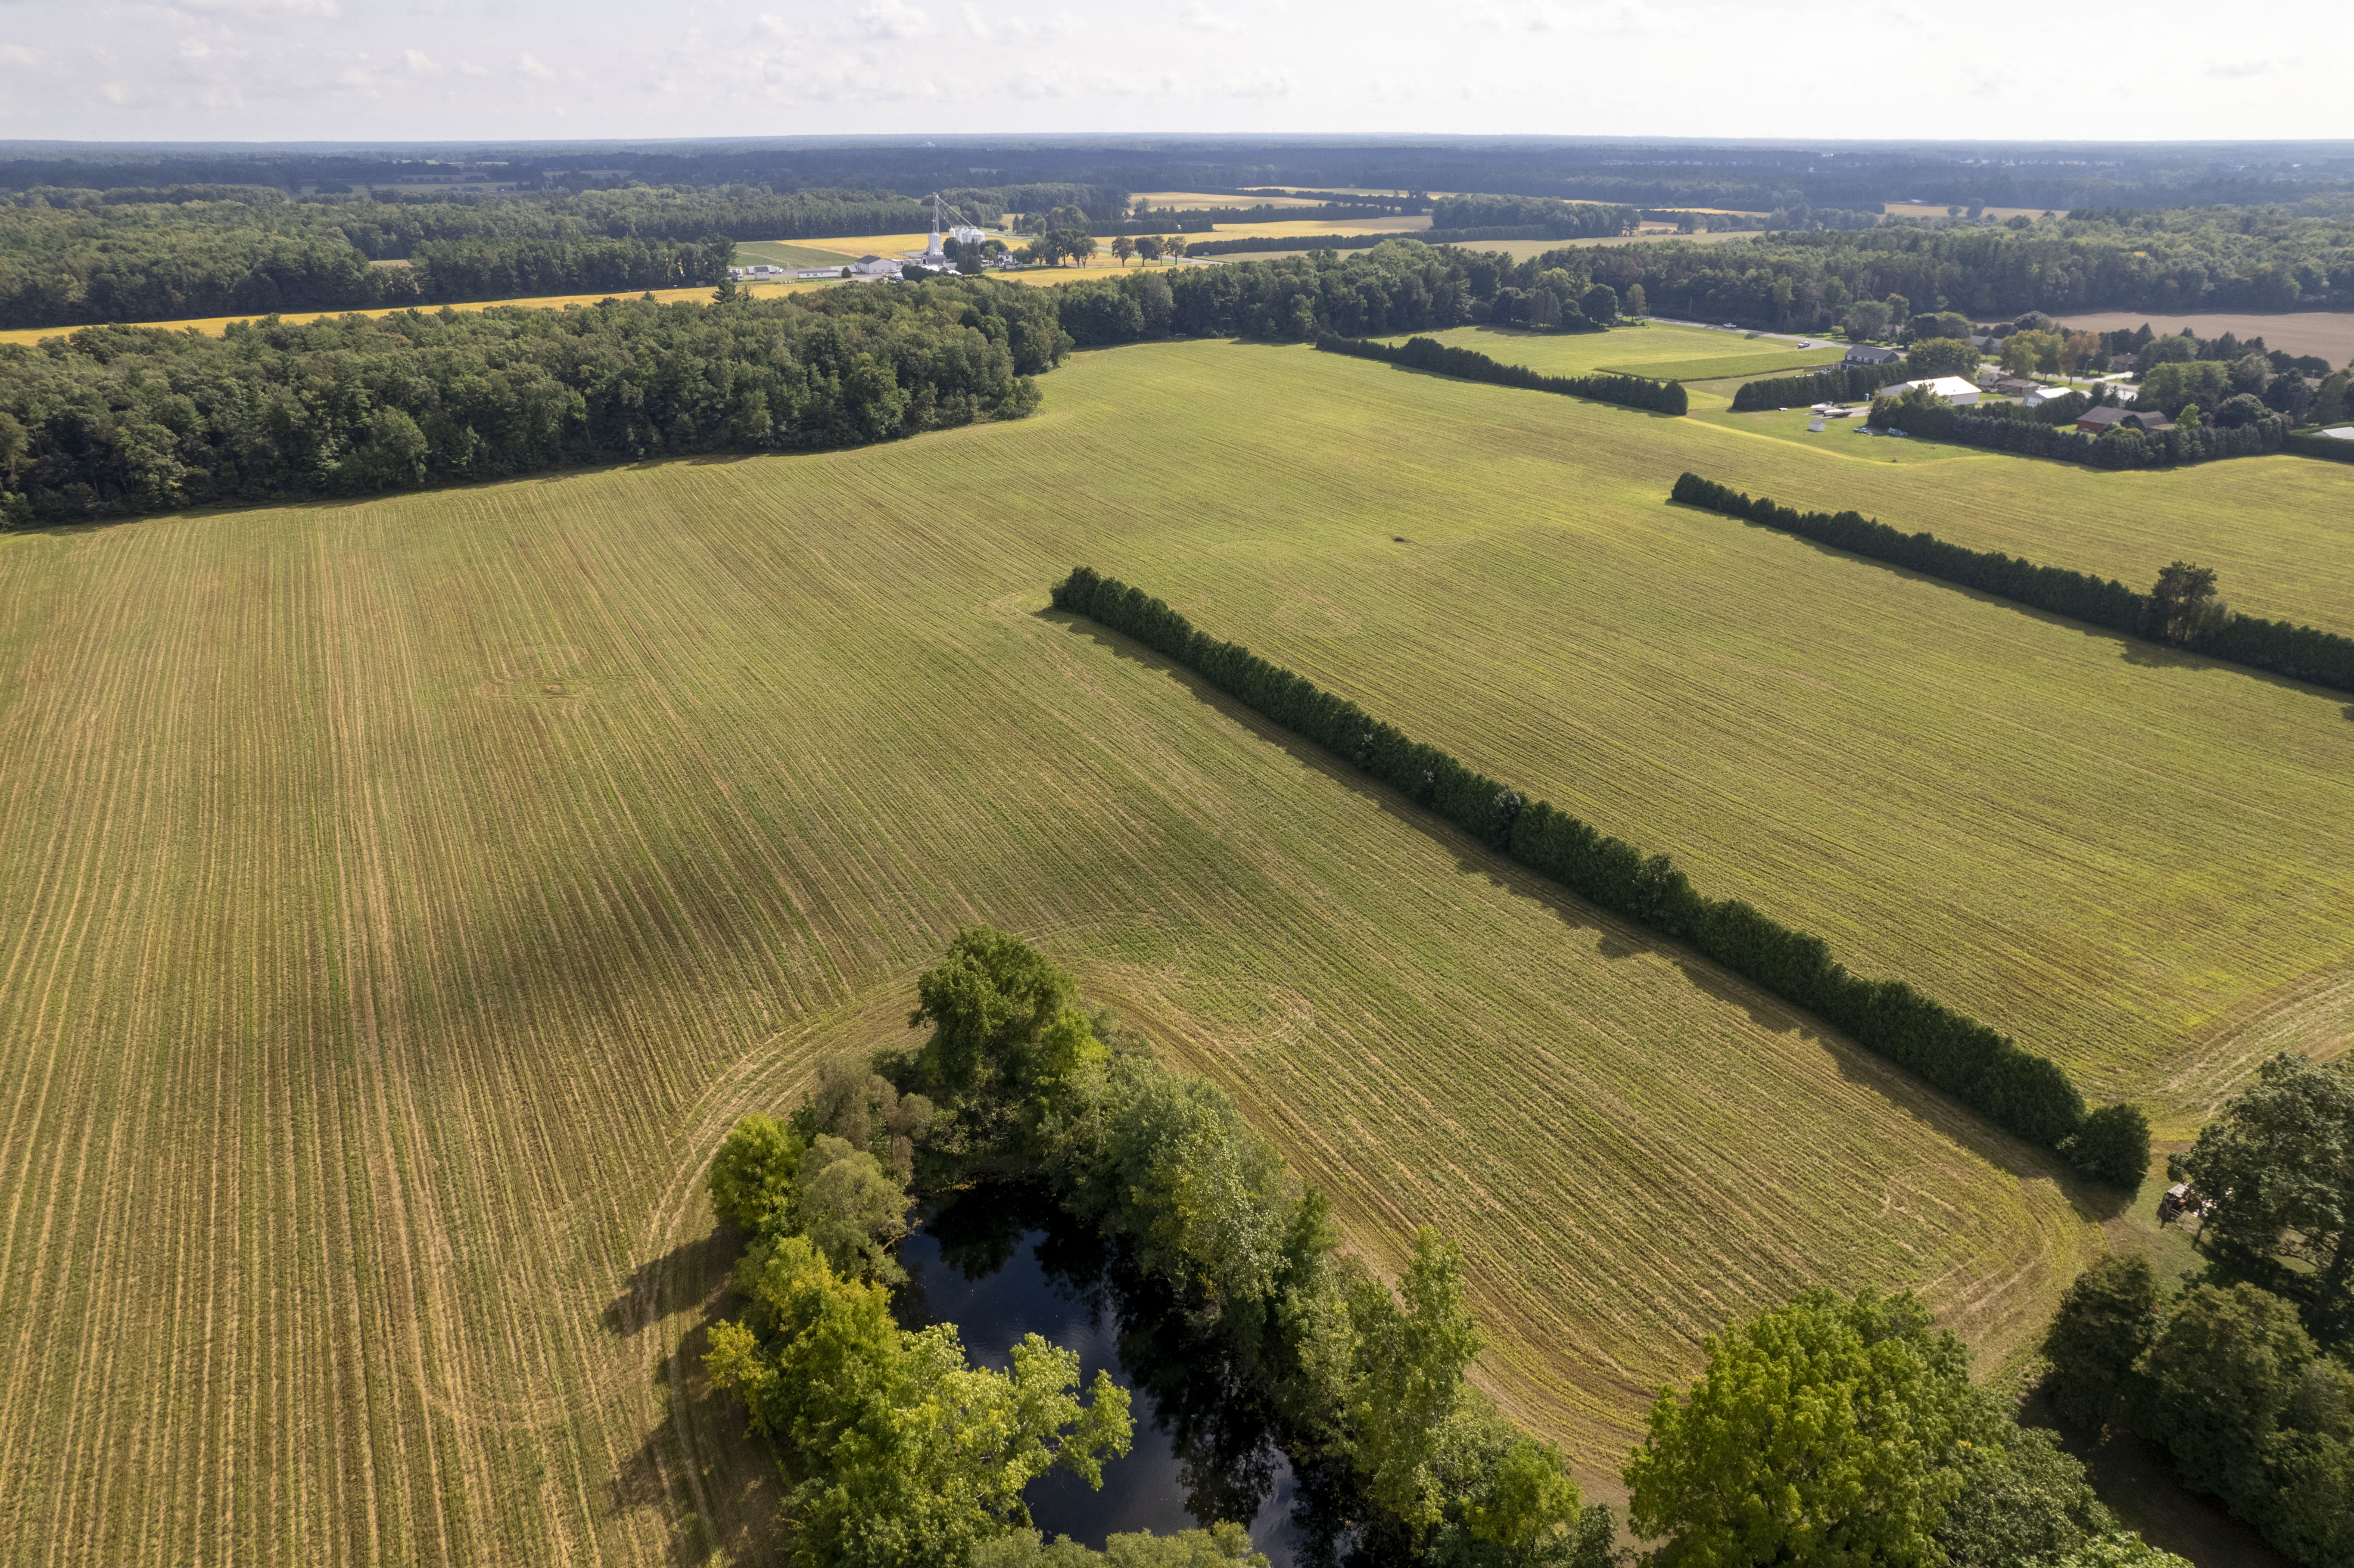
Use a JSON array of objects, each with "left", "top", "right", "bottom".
[
  {"left": 3, "top": 336, "right": 2347, "bottom": 1562},
  {"left": 2037, "top": 309, "right": 2354, "bottom": 368},
  {"left": 1381, "top": 321, "right": 1832, "bottom": 381}
]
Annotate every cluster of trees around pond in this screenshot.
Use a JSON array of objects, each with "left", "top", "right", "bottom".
[
  {"left": 701, "top": 928, "right": 2313, "bottom": 1568},
  {"left": 703, "top": 926, "right": 1618, "bottom": 1568}
]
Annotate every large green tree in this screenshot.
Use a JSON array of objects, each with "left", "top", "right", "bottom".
[
  {"left": 1623, "top": 1288, "right": 1974, "bottom": 1568},
  {"left": 906, "top": 925, "right": 1104, "bottom": 1105},
  {"left": 2042, "top": 1254, "right": 2160, "bottom": 1430},
  {"left": 706, "top": 1235, "right": 1133, "bottom": 1568},
  {"left": 2133, "top": 1281, "right": 2318, "bottom": 1509},
  {"left": 2175, "top": 1052, "right": 2354, "bottom": 1339}
]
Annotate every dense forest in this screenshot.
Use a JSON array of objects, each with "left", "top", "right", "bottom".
[
  {"left": 0, "top": 280, "right": 1061, "bottom": 523},
  {"left": 0, "top": 182, "right": 1047, "bottom": 329}
]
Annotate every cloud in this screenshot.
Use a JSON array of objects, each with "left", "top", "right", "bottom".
[
  {"left": 854, "top": 0, "right": 933, "bottom": 38},
  {"left": 518, "top": 52, "right": 553, "bottom": 80},
  {"left": 168, "top": 0, "right": 343, "bottom": 16},
  {"left": 1180, "top": 5, "right": 1244, "bottom": 33},
  {"left": 1219, "top": 67, "right": 1289, "bottom": 98},
  {"left": 2205, "top": 58, "right": 2273, "bottom": 79},
  {"left": 0, "top": 43, "right": 36, "bottom": 66},
  {"left": 963, "top": 6, "right": 1082, "bottom": 41},
  {"left": 404, "top": 48, "right": 439, "bottom": 74}
]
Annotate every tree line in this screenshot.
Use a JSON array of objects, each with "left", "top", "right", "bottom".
[
  {"left": 1548, "top": 206, "right": 2354, "bottom": 333},
  {"left": 1428, "top": 196, "right": 1639, "bottom": 238},
  {"left": 1049, "top": 566, "right": 2131, "bottom": 1170},
  {"left": 2040, "top": 1053, "right": 2354, "bottom": 1567},
  {"left": 1314, "top": 334, "right": 1688, "bottom": 415},
  {"left": 0, "top": 280, "right": 1064, "bottom": 526},
  {"left": 1728, "top": 359, "right": 1918, "bottom": 410},
  {"left": 705, "top": 925, "right": 1616, "bottom": 1567},
  {"left": 1669, "top": 474, "right": 2354, "bottom": 694},
  {"left": 0, "top": 183, "right": 1020, "bottom": 329}
]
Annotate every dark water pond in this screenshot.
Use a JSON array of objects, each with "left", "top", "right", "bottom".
[{"left": 894, "top": 1185, "right": 1304, "bottom": 1565}]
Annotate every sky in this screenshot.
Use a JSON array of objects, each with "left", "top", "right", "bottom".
[{"left": 0, "top": 0, "right": 2345, "bottom": 144}]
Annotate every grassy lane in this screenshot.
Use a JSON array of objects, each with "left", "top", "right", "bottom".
[{"left": 0, "top": 336, "right": 2342, "bottom": 1561}]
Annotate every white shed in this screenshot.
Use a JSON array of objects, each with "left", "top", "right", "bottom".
[{"left": 1882, "top": 375, "right": 1981, "bottom": 406}]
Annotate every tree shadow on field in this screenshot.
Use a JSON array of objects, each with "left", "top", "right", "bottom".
[
  {"left": 1665, "top": 499, "right": 2345, "bottom": 708},
  {"left": 1043, "top": 604, "right": 2129, "bottom": 1225},
  {"left": 610, "top": 1220, "right": 784, "bottom": 1567},
  {"left": 604, "top": 1237, "right": 716, "bottom": 1339}
]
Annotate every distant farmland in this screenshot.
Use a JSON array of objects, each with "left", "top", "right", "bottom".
[{"left": 3, "top": 335, "right": 2349, "bottom": 1562}]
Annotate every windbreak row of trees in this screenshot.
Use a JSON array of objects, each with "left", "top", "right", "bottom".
[
  {"left": 1314, "top": 334, "right": 1688, "bottom": 415},
  {"left": 706, "top": 927, "right": 1616, "bottom": 1567},
  {"left": 1868, "top": 382, "right": 2293, "bottom": 468},
  {"left": 0, "top": 280, "right": 1064, "bottom": 525},
  {"left": 1669, "top": 474, "right": 2354, "bottom": 693},
  {"left": 1052, "top": 242, "right": 1488, "bottom": 346},
  {"left": 1728, "top": 359, "right": 1917, "bottom": 409},
  {"left": 1049, "top": 567, "right": 2136, "bottom": 1170},
  {"left": 1428, "top": 196, "right": 1638, "bottom": 237}
]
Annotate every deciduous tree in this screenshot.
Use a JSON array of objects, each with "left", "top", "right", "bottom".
[{"left": 2176, "top": 1053, "right": 2354, "bottom": 1341}]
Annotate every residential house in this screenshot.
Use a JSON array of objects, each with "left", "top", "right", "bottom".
[
  {"left": 1845, "top": 344, "right": 1904, "bottom": 364},
  {"left": 2075, "top": 406, "right": 2175, "bottom": 435}
]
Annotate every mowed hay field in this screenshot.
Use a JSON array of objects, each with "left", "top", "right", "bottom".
[
  {"left": 0, "top": 336, "right": 2346, "bottom": 1562},
  {"left": 1388, "top": 321, "right": 1836, "bottom": 382}
]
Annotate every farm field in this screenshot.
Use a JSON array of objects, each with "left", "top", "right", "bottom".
[
  {"left": 0, "top": 339, "right": 2136, "bottom": 1561},
  {"left": 1679, "top": 413, "right": 2354, "bottom": 633},
  {"left": 1884, "top": 202, "right": 2056, "bottom": 222},
  {"left": 2036, "top": 309, "right": 2354, "bottom": 367},
  {"left": 729, "top": 239, "right": 866, "bottom": 268},
  {"left": 1378, "top": 320, "right": 1835, "bottom": 381},
  {"left": 5, "top": 336, "right": 2351, "bottom": 1565},
  {"left": 1132, "top": 190, "right": 1329, "bottom": 208}
]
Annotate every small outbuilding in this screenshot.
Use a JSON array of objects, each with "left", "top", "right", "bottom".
[{"left": 2021, "top": 385, "right": 2079, "bottom": 408}]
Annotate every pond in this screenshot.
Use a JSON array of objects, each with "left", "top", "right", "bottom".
[{"left": 894, "top": 1184, "right": 1306, "bottom": 1565}]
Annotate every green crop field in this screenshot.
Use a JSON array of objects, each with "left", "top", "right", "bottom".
[
  {"left": 2, "top": 336, "right": 2349, "bottom": 1564},
  {"left": 732, "top": 239, "right": 859, "bottom": 268},
  {"left": 1382, "top": 321, "right": 1837, "bottom": 383}
]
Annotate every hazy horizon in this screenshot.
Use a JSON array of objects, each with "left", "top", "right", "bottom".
[{"left": 1, "top": 0, "right": 2342, "bottom": 145}]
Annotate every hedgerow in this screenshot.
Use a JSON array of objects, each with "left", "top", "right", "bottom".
[{"left": 1051, "top": 566, "right": 2111, "bottom": 1162}]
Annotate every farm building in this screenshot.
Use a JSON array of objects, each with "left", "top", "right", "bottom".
[
  {"left": 850, "top": 255, "right": 902, "bottom": 278},
  {"left": 2075, "top": 407, "right": 2175, "bottom": 434},
  {"left": 1882, "top": 375, "right": 1982, "bottom": 405},
  {"left": 1845, "top": 344, "right": 1904, "bottom": 364},
  {"left": 2021, "top": 385, "right": 2079, "bottom": 407}
]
